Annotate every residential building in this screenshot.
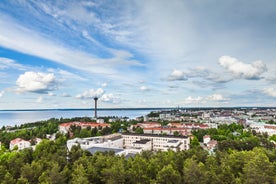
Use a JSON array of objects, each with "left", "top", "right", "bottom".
[
  {"left": 131, "top": 122, "right": 161, "bottom": 129},
  {"left": 122, "top": 133, "right": 190, "bottom": 151},
  {"left": 202, "top": 135, "right": 217, "bottom": 153},
  {"left": 67, "top": 133, "right": 123, "bottom": 151},
  {"left": 143, "top": 127, "right": 191, "bottom": 136},
  {"left": 10, "top": 138, "right": 31, "bottom": 150},
  {"left": 66, "top": 133, "right": 190, "bottom": 157}
]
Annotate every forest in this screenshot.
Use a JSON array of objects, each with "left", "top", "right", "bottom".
[
  {"left": 1, "top": 137, "right": 276, "bottom": 184},
  {"left": 0, "top": 118, "right": 276, "bottom": 183}
]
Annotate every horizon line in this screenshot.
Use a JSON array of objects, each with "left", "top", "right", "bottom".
[{"left": 0, "top": 106, "right": 276, "bottom": 111}]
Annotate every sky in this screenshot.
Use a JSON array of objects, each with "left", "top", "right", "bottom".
[{"left": 0, "top": 0, "right": 275, "bottom": 110}]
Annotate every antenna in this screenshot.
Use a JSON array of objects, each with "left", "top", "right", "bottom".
[{"left": 94, "top": 97, "right": 98, "bottom": 119}]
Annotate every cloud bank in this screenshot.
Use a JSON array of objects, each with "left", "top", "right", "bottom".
[
  {"left": 76, "top": 88, "right": 104, "bottom": 99},
  {"left": 263, "top": 87, "right": 276, "bottom": 98},
  {"left": 219, "top": 56, "right": 267, "bottom": 80},
  {"left": 16, "top": 71, "right": 57, "bottom": 93}
]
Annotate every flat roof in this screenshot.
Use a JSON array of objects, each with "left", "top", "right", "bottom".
[
  {"left": 87, "top": 147, "right": 124, "bottom": 154},
  {"left": 167, "top": 140, "right": 179, "bottom": 143},
  {"left": 133, "top": 139, "right": 151, "bottom": 144}
]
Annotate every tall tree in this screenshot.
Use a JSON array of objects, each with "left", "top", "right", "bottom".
[
  {"left": 183, "top": 158, "right": 207, "bottom": 184},
  {"left": 242, "top": 149, "right": 275, "bottom": 184},
  {"left": 156, "top": 164, "right": 182, "bottom": 184},
  {"left": 70, "top": 164, "right": 89, "bottom": 184}
]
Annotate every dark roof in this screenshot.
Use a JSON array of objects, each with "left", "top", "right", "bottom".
[
  {"left": 87, "top": 147, "right": 124, "bottom": 154},
  {"left": 133, "top": 139, "right": 151, "bottom": 144}
]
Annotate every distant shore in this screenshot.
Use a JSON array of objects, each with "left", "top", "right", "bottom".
[{"left": 1, "top": 106, "right": 275, "bottom": 111}]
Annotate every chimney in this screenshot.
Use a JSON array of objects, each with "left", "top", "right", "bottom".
[{"left": 94, "top": 97, "right": 98, "bottom": 118}]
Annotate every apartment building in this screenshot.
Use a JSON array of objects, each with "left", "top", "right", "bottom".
[
  {"left": 122, "top": 133, "right": 190, "bottom": 151},
  {"left": 10, "top": 138, "right": 31, "bottom": 150}
]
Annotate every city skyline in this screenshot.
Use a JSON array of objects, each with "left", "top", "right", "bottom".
[{"left": 0, "top": 0, "right": 276, "bottom": 110}]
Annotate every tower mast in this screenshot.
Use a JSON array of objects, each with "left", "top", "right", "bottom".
[{"left": 94, "top": 97, "right": 98, "bottom": 118}]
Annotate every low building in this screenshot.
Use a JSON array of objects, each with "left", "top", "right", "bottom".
[
  {"left": 202, "top": 135, "right": 217, "bottom": 153},
  {"left": 132, "top": 139, "right": 152, "bottom": 150},
  {"left": 248, "top": 123, "right": 276, "bottom": 136},
  {"left": 143, "top": 127, "right": 191, "bottom": 136},
  {"left": 122, "top": 133, "right": 190, "bottom": 151},
  {"left": 206, "top": 140, "right": 218, "bottom": 151},
  {"left": 66, "top": 133, "right": 190, "bottom": 156},
  {"left": 131, "top": 122, "right": 161, "bottom": 129},
  {"left": 96, "top": 119, "right": 105, "bottom": 124},
  {"left": 67, "top": 133, "right": 123, "bottom": 151},
  {"left": 10, "top": 138, "right": 31, "bottom": 150}
]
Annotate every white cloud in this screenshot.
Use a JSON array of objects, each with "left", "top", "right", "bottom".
[
  {"left": 219, "top": 56, "right": 267, "bottom": 80},
  {"left": 101, "top": 93, "right": 120, "bottom": 104},
  {"left": 263, "top": 87, "right": 276, "bottom": 97},
  {"left": 36, "top": 96, "right": 43, "bottom": 103},
  {"left": 61, "top": 93, "right": 71, "bottom": 97},
  {"left": 182, "top": 94, "right": 229, "bottom": 105},
  {"left": 53, "top": 69, "right": 87, "bottom": 82},
  {"left": 38, "top": 1, "right": 98, "bottom": 24},
  {"left": 207, "top": 94, "right": 229, "bottom": 101},
  {"left": 0, "top": 57, "right": 26, "bottom": 70},
  {"left": 0, "top": 91, "right": 4, "bottom": 98},
  {"left": 76, "top": 88, "right": 104, "bottom": 99},
  {"left": 168, "top": 70, "right": 187, "bottom": 81},
  {"left": 182, "top": 96, "right": 204, "bottom": 105},
  {"left": 101, "top": 83, "right": 108, "bottom": 87},
  {"left": 140, "top": 86, "right": 150, "bottom": 91},
  {"left": 16, "top": 71, "right": 57, "bottom": 93},
  {"left": 0, "top": 14, "right": 142, "bottom": 76},
  {"left": 48, "top": 92, "right": 56, "bottom": 96}
]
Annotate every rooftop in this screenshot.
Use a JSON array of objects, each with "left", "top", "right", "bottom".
[
  {"left": 87, "top": 147, "right": 124, "bottom": 154},
  {"left": 133, "top": 139, "right": 151, "bottom": 144}
]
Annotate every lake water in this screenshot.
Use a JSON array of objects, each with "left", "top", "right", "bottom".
[{"left": 0, "top": 109, "right": 156, "bottom": 127}]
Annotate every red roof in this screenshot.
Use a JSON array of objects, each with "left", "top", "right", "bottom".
[
  {"left": 264, "top": 125, "right": 276, "bottom": 130},
  {"left": 143, "top": 127, "right": 189, "bottom": 131},
  {"left": 10, "top": 138, "right": 29, "bottom": 145},
  {"left": 168, "top": 123, "right": 183, "bottom": 127}
]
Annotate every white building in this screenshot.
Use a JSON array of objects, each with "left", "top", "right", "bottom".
[
  {"left": 132, "top": 139, "right": 152, "bottom": 151},
  {"left": 122, "top": 133, "right": 190, "bottom": 151},
  {"left": 143, "top": 115, "right": 149, "bottom": 122},
  {"left": 249, "top": 123, "right": 276, "bottom": 136},
  {"left": 66, "top": 134, "right": 141, "bottom": 157},
  {"left": 211, "top": 117, "right": 237, "bottom": 124},
  {"left": 10, "top": 138, "right": 31, "bottom": 150},
  {"left": 67, "top": 133, "right": 123, "bottom": 151},
  {"left": 96, "top": 119, "right": 105, "bottom": 124},
  {"left": 203, "top": 135, "right": 211, "bottom": 144},
  {"left": 66, "top": 133, "right": 190, "bottom": 156}
]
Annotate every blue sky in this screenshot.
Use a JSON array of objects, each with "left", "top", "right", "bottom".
[{"left": 0, "top": 0, "right": 275, "bottom": 109}]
